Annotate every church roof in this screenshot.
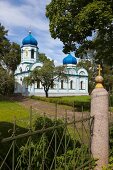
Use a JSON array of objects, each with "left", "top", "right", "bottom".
[
  {"left": 63, "top": 54, "right": 77, "bottom": 65},
  {"left": 22, "top": 31, "right": 38, "bottom": 46}
]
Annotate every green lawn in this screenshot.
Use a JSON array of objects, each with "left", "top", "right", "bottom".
[
  {"left": 0, "top": 100, "right": 29, "bottom": 124},
  {"left": 31, "top": 95, "right": 90, "bottom": 102}
]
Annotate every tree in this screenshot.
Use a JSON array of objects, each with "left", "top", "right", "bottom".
[
  {"left": 0, "top": 23, "right": 10, "bottom": 59},
  {"left": 92, "top": 27, "right": 113, "bottom": 66},
  {"left": 102, "top": 65, "right": 113, "bottom": 92},
  {"left": 0, "top": 23, "right": 20, "bottom": 95},
  {"left": 76, "top": 26, "right": 113, "bottom": 66},
  {"left": 24, "top": 54, "right": 65, "bottom": 97},
  {"left": 2, "top": 42, "right": 21, "bottom": 73},
  {"left": 0, "top": 67, "right": 14, "bottom": 95},
  {"left": 0, "top": 23, "right": 21, "bottom": 73},
  {"left": 46, "top": 0, "right": 113, "bottom": 60},
  {"left": 38, "top": 53, "right": 51, "bottom": 63}
]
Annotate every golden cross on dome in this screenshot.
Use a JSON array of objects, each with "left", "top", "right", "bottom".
[{"left": 97, "top": 64, "right": 102, "bottom": 76}]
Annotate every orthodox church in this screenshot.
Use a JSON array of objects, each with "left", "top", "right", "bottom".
[{"left": 14, "top": 32, "right": 88, "bottom": 96}]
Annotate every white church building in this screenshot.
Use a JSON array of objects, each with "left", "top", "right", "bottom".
[{"left": 14, "top": 32, "right": 88, "bottom": 96}]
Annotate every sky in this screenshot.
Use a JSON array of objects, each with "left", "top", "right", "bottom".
[{"left": 0, "top": 0, "right": 66, "bottom": 65}]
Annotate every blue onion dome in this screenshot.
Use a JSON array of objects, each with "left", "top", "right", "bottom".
[
  {"left": 22, "top": 31, "right": 38, "bottom": 46},
  {"left": 63, "top": 54, "right": 77, "bottom": 65}
]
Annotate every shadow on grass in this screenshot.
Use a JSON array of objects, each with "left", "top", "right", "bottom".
[
  {"left": 0, "top": 94, "right": 29, "bottom": 103},
  {"left": 0, "top": 121, "right": 28, "bottom": 170}
]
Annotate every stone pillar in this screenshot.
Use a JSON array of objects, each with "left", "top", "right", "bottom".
[{"left": 91, "top": 73, "right": 109, "bottom": 169}]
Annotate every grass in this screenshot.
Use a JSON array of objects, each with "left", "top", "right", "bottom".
[
  {"left": 0, "top": 99, "right": 30, "bottom": 161},
  {"left": 0, "top": 97, "right": 91, "bottom": 169},
  {"left": 0, "top": 100, "right": 29, "bottom": 127},
  {"left": 31, "top": 95, "right": 90, "bottom": 103}
]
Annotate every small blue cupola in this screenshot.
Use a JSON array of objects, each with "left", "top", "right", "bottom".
[
  {"left": 22, "top": 31, "right": 38, "bottom": 46},
  {"left": 63, "top": 54, "right": 77, "bottom": 65}
]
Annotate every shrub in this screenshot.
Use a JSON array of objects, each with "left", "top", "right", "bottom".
[{"left": 17, "top": 116, "right": 95, "bottom": 169}]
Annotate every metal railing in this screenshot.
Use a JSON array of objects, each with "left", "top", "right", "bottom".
[{"left": 0, "top": 106, "right": 94, "bottom": 170}]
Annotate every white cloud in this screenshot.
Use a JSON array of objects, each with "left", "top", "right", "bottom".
[
  {"left": 0, "top": 1, "right": 49, "bottom": 31},
  {"left": 0, "top": 0, "right": 65, "bottom": 65}
]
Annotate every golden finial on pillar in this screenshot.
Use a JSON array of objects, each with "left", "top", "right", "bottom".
[{"left": 95, "top": 64, "right": 104, "bottom": 88}]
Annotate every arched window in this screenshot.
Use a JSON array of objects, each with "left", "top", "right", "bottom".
[
  {"left": 61, "top": 80, "right": 63, "bottom": 89},
  {"left": 26, "top": 66, "right": 29, "bottom": 71},
  {"left": 31, "top": 49, "right": 34, "bottom": 59},
  {"left": 80, "top": 81, "right": 83, "bottom": 90},
  {"left": 15, "top": 82, "right": 17, "bottom": 89},
  {"left": 80, "top": 71, "right": 85, "bottom": 75},
  {"left": 70, "top": 80, "right": 73, "bottom": 89},
  {"left": 37, "top": 81, "right": 40, "bottom": 89},
  {"left": 51, "top": 81, "right": 54, "bottom": 89}
]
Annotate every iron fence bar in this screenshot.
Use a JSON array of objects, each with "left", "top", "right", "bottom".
[
  {"left": 1, "top": 117, "right": 94, "bottom": 143},
  {"left": 42, "top": 113, "right": 46, "bottom": 170},
  {"left": 15, "top": 137, "right": 30, "bottom": 170},
  {"left": 64, "top": 110, "right": 67, "bottom": 170},
  {"left": 81, "top": 120, "right": 90, "bottom": 140},
  {"left": 30, "top": 136, "right": 44, "bottom": 165},
  {"left": 49, "top": 127, "right": 66, "bottom": 170},
  {"left": 0, "top": 143, "right": 13, "bottom": 169},
  {"left": 44, "top": 130, "right": 56, "bottom": 159},
  {"left": 54, "top": 106, "right": 57, "bottom": 170},
  {"left": 88, "top": 112, "right": 91, "bottom": 169},
  {"left": 73, "top": 110, "right": 76, "bottom": 170},
  {"left": 81, "top": 107, "right": 84, "bottom": 170},
  {"left": 0, "top": 156, "right": 11, "bottom": 170},
  {"left": 74, "top": 122, "right": 83, "bottom": 143},
  {"left": 12, "top": 116, "right": 16, "bottom": 170},
  {"left": 90, "top": 116, "right": 94, "bottom": 141},
  {"left": 28, "top": 106, "right": 32, "bottom": 170},
  {"left": 76, "top": 159, "right": 94, "bottom": 170}
]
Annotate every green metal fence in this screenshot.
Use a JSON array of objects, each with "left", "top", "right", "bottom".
[{"left": 0, "top": 106, "right": 94, "bottom": 170}]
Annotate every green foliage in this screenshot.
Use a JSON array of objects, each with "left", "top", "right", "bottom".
[
  {"left": 102, "top": 157, "right": 113, "bottom": 169},
  {"left": 17, "top": 139, "right": 46, "bottom": 169},
  {"left": 0, "top": 67, "right": 14, "bottom": 95},
  {"left": 17, "top": 116, "right": 95, "bottom": 169},
  {"left": 92, "top": 26, "right": 113, "bottom": 66},
  {"left": 103, "top": 125, "right": 113, "bottom": 169},
  {"left": 38, "top": 53, "right": 51, "bottom": 63},
  {"left": 0, "top": 23, "right": 20, "bottom": 73},
  {"left": 17, "top": 116, "right": 75, "bottom": 169},
  {"left": 2, "top": 42, "right": 21, "bottom": 73},
  {"left": 0, "top": 23, "right": 21, "bottom": 95},
  {"left": 24, "top": 54, "right": 65, "bottom": 97},
  {"left": 102, "top": 66, "right": 113, "bottom": 91},
  {"left": 77, "top": 25, "right": 113, "bottom": 66},
  {"left": 0, "top": 23, "right": 10, "bottom": 59},
  {"left": 46, "top": 0, "right": 113, "bottom": 54},
  {"left": 56, "top": 147, "right": 96, "bottom": 170}
]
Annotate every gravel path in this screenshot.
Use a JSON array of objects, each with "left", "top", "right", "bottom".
[{"left": 12, "top": 96, "right": 89, "bottom": 121}]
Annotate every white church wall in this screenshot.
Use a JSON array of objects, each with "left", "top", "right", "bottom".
[{"left": 14, "top": 32, "right": 89, "bottom": 97}]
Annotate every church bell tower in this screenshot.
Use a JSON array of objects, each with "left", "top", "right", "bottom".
[{"left": 21, "top": 31, "right": 39, "bottom": 64}]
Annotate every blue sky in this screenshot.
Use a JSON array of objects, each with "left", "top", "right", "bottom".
[{"left": 0, "top": 0, "right": 66, "bottom": 65}]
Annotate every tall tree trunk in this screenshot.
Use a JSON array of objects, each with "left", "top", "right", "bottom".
[{"left": 45, "top": 89, "right": 48, "bottom": 98}]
